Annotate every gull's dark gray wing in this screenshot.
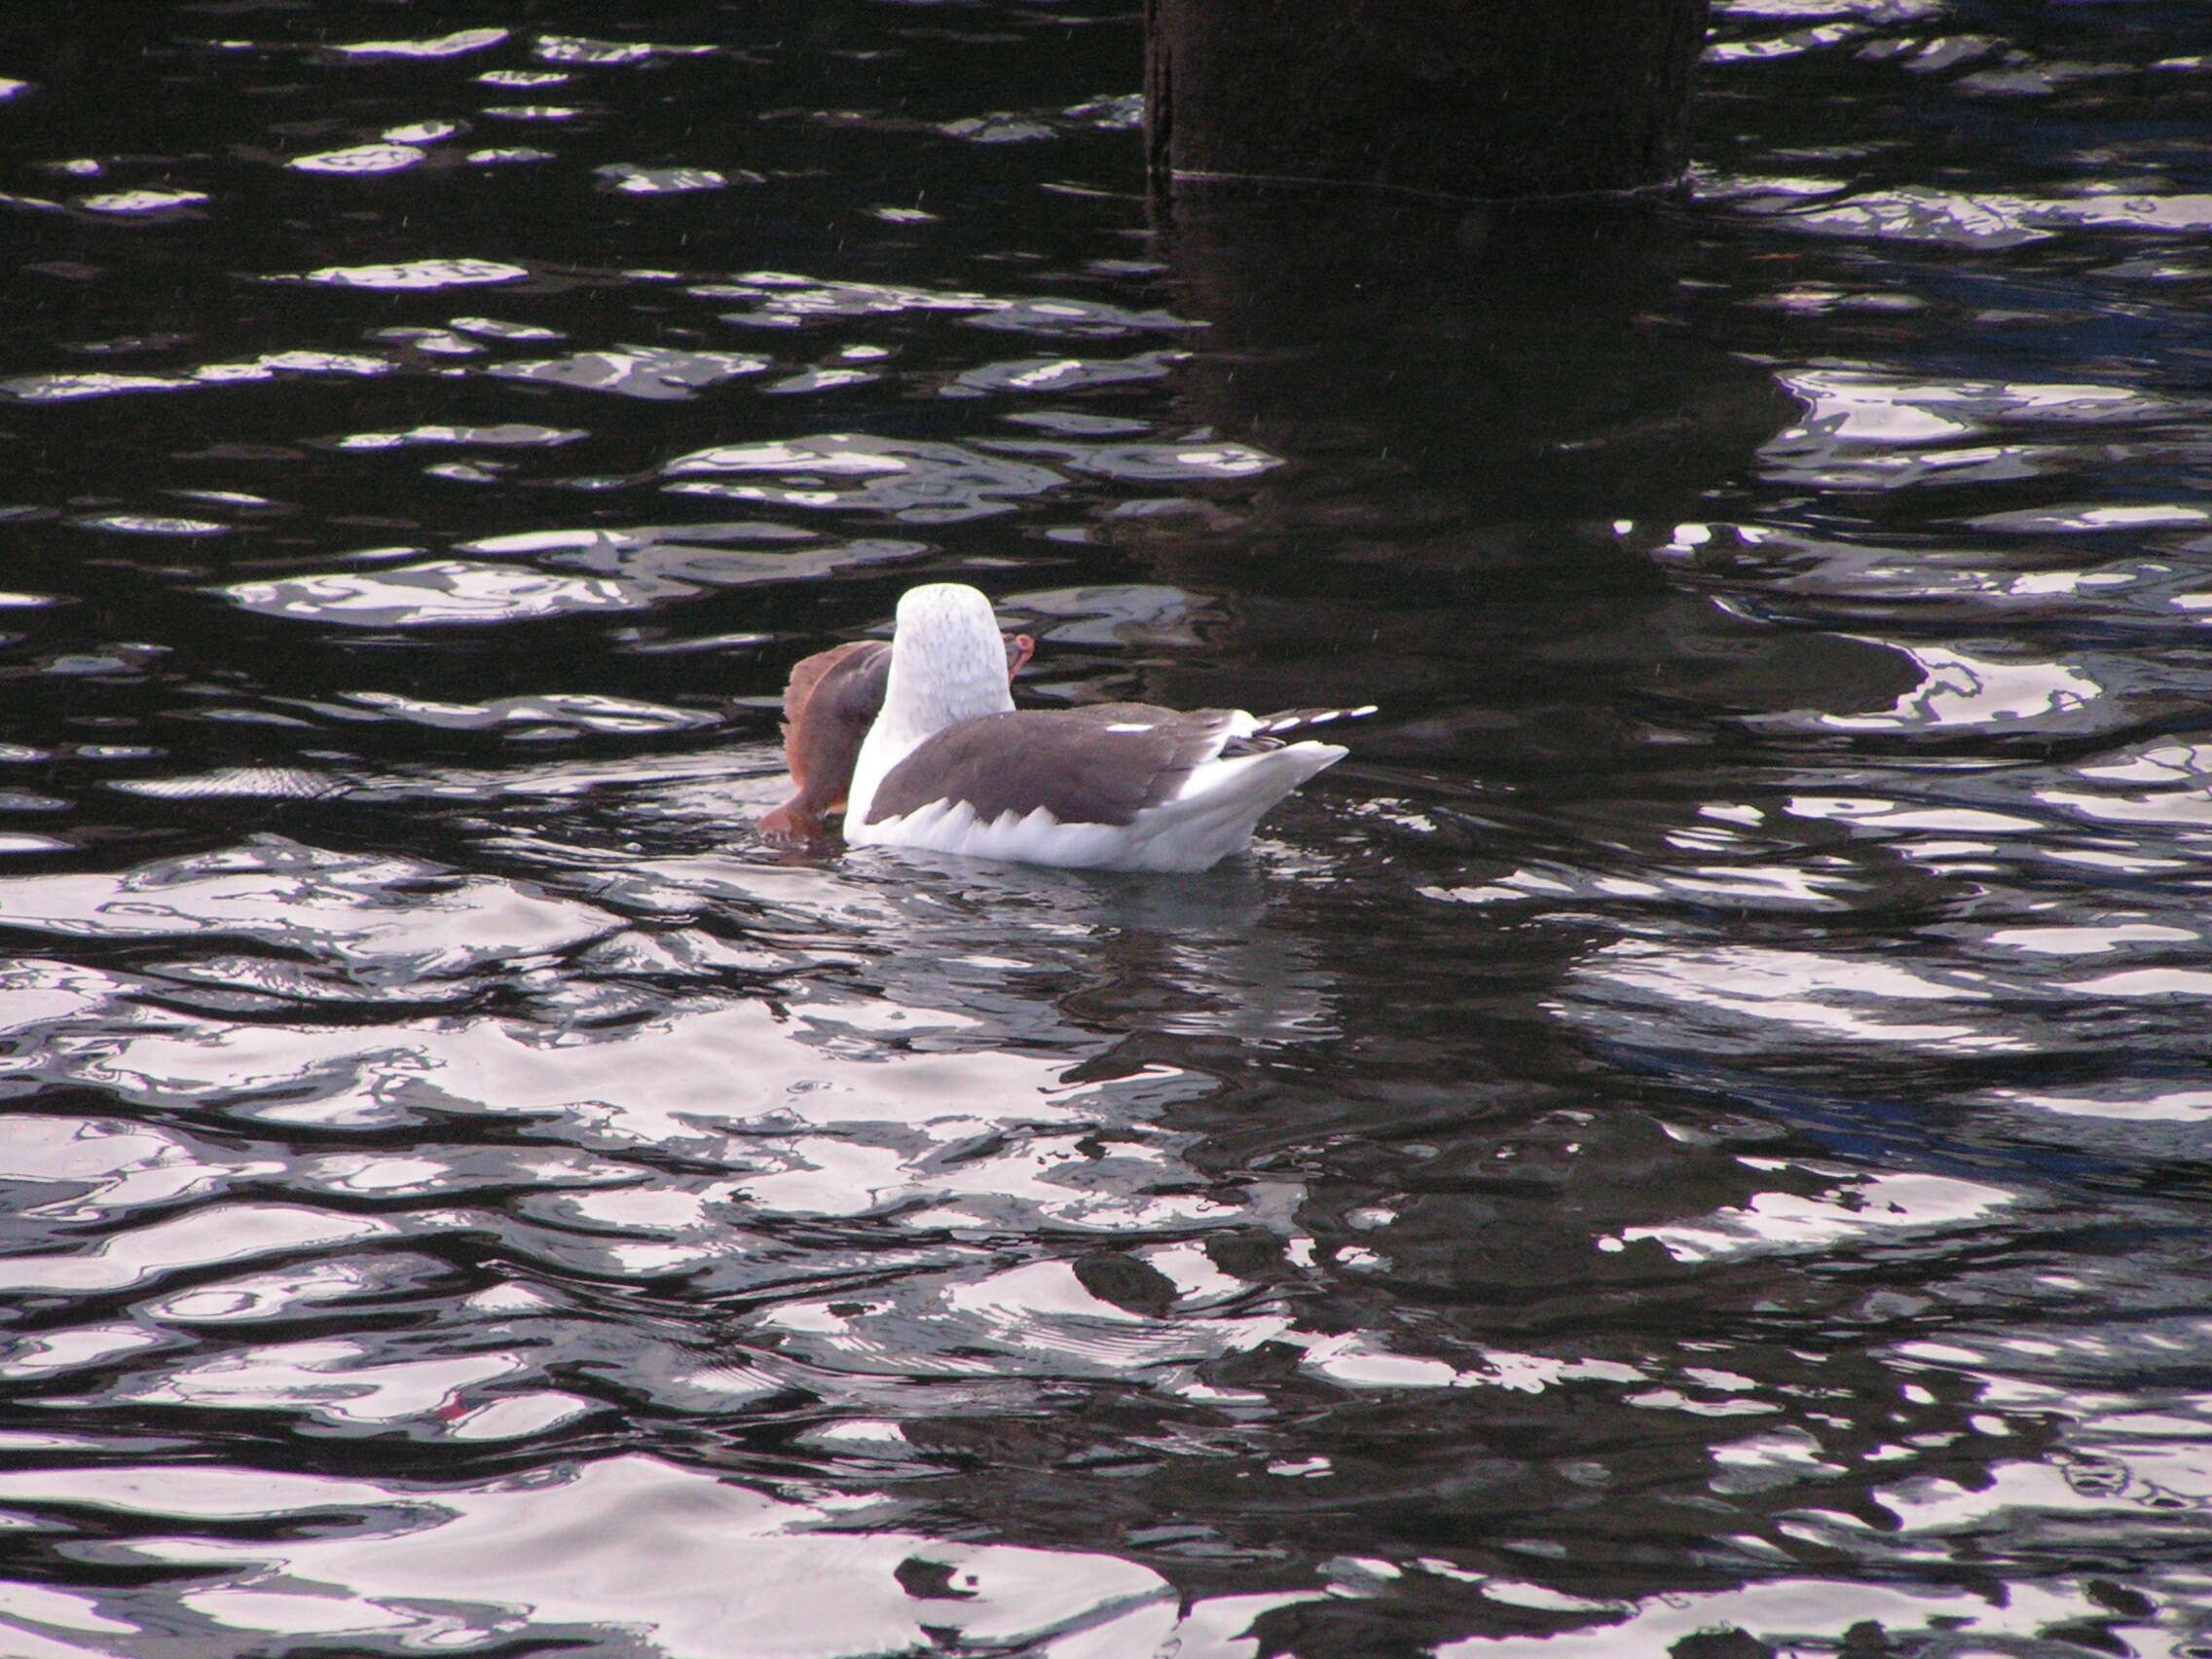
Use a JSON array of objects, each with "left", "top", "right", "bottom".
[{"left": 866, "top": 705, "right": 1242, "bottom": 828}]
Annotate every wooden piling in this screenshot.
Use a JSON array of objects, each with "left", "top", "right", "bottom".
[{"left": 1145, "top": 0, "right": 1712, "bottom": 203}]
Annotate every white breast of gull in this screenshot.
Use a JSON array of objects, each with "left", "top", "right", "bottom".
[{"left": 813, "top": 582, "right": 1367, "bottom": 873}]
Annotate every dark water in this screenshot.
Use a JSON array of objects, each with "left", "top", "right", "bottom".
[{"left": 2, "top": 2, "right": 2212, "bottom": 1654}]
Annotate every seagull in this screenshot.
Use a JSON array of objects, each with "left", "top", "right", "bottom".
[{"left": 766, "top": 581, "right": 1368, "bottom": 871}]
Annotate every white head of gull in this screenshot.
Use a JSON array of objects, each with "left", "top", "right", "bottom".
[{"left": 806, "top": 580, "right": 1367, "bottom": 873}]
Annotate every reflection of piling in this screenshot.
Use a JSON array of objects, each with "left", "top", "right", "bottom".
[
  {"left": 1117, "top": 187, "right": 1799, "bottom": 729},
  {"left": 1145, "top": 0, "right": 1712, "bottom": 203}
]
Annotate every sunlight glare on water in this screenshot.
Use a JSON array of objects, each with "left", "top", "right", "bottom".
[{"left": 1, "top": 1, "right": 2211, "bottom": 1656}]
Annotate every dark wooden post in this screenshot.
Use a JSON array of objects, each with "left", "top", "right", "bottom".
[{"left": 1146, "top": 0, "right": 1711, "bottom": 203}]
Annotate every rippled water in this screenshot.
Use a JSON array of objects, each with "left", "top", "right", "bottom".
[{"left": 3, "top": 3, "right": 2212, "bottom": 1655}]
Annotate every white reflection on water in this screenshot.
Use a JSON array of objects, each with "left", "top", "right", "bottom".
[
  {"left": 0, "top": 1455, "right": 1308, "bottom": 1659},
  {"left": 1780, "top": 185, "right": 2212, "bottom": 247},
  {"left": 3, "top": 3, "right": 2211, "bottom": 1647},
  {"left": 661, "top": 431, "right": 1070, "bottom": 521},
  {"left": 0, "top": 838, "right": 620, "bottom": 977},
  {"left": 1435, "top": 1574, "right": 2174, "bottom": 1659},
  {"left": 1753, "top": 367, "right": 2170, "bottom": 490},
  {"left": 595, "top": 166, "right": 735, "bottom": 195},
  {"left": 77, "top": 190, "right": 210, "bottom": 214},
  {"left": 0, "top": 1205, "right": 392, "bottom": 1295},
  {"left": 286, "top": 258, "right": 529, "bottom": 288},
  {"left": 323, "top": 28, "right": 510, "bottom": 59},
  {"left": 1785, "top": 642, "right": 2103, "bottom": 731},
  {"left": 219, "top": 559, "right": 689, "bottom": 625},
  {"left": 1617, "top": 1167, "right": 2013, "bottom": 1263},
  {"left": 1569, "top": 940, "right": 2016, "bottom": 1050},
  {"left": 1986, "top": 1087, "right": 2212, "bottom": 1124},
  {"left": 287, "top": 144, "right": 425, "bottom": 175},
  {"left": 489, "top": 345, "right": 771, "bottom": 399},
  {"left": 535, "top": 34, "right": 719, "bottom": 66},
  {"left": 1984, "top": 922, "right": 2197, "bottom": 956},
  {"left": 4, "top": 352, "right": 397, "bottom": 403}
]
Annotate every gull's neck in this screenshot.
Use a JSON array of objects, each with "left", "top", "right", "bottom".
[{"left": 847, "top": 584, "right": 1015, "bottom": 826}]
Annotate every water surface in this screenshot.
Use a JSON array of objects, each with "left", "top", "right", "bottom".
[{"left": 3, "top": 3, "right": 2212, "bottom": 1655}]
